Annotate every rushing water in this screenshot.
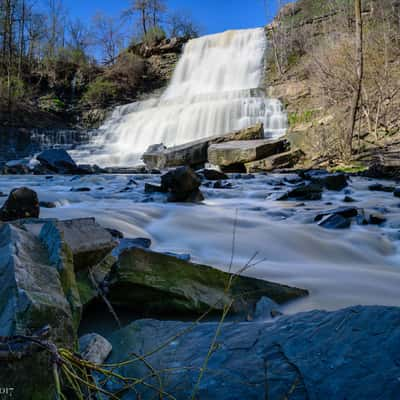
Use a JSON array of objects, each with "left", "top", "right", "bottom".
[
  {"left": 2, "top": 173, "right": 400, "bottom": 315},
  {"left": 72, "top": 28, "right": 287, "bottom": 166}
]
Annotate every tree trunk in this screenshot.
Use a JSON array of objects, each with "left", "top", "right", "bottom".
[
  {"left": 142, "top": 9, "right": 147, "bottom": 35},
  {"left": 347, "top": 0, "right": 363, "bottom": 159}
]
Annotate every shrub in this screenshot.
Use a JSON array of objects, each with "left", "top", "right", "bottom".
[
  {"left": 38, "top": 95, "right": 66, "bottom": 113},
  {"left": 0, "top": 76, "right": 26, "bottom": 106},
  {"left": 104, "top": 52, "right": 145, "bottom": 93},
  {"left": 82, "top": 78, "right": 119, "bottom": 107}
]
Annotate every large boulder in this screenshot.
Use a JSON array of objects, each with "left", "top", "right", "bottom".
[
  {"left": 107, "top": 305, "right": 400, "bottom": 400},
  {"left": 208, "top": 139, "right": 289, "bottom": 169},
  {"left": 161, "top": 166, "right": 204, "bottom": 202},
  {"left": 108, "top": 247, "right": 308, "bottom": 315},
  {"left": 143, "top": 124, "right": 265, "bottom": 170},
  {"left": 0, "top": 224, "right": 75, "bottom": 399},
  {"left": 0, "top": 187, "right": 40, "bottom": 221},
  {"left": 245, "top": 149, "right": 304, "bottom": 173},
  {"left": 40, "top": 218, "right": 117, "bottom": 271},
  {"left": 36, "top": 149, "right": 78, "bottom": 174}
]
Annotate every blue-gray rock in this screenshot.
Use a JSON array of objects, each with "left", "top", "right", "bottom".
[
  {"left": 36, "top": 148, "right": 78, "bottom": 174},
  {"left": 79, "top": 333, "right": 112, "bottom": 364},
  {"left": 318, "top": 213, "right": 351, "bottom": 229},
  {"left": 253, "top": 296, "right": 282, "bottom": 320},
  {"left": 112, "top": 237, "right": 152, "bottom": 256},
  {"left": 314, "top": 206, "right": 358, "bottom": 222},
  {"left": 0, "top": 223, "right": 75, "bottom": 399},
  {"left": 368, "top": 183, "right": 395, "bottom": 193},
  {"left": 106, "top": 306, "right": 400, "bottom": 400}
]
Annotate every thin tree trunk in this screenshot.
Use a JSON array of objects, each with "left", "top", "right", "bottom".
[
  {"left": 18, "top": 0, "right": 25, "bottom": 79},
  {"left": 142, "top": 9, "right": 147, "bottom": 35},
  {"left": 347, "top": 0, "right": 363, "bottom": 159}
]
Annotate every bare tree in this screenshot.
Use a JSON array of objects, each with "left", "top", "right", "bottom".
[
  {"left": 167, "top": 10, "right": 200, "bottom": 38},
  {"left": 123, "top": 0, "right": 166, "bottom": 38},
  {"left": 347, "top": 0, "right": 363, "bottom": 157},
  {"left": 92, "top": 12, "right": 125, "bottom": 64}
]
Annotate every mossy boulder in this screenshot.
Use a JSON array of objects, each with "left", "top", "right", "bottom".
[
  {"left": 39, "top": 220, "right": 82, "bottom": 328},
  {"left": 108, "top": 247, "right": 308, "bottom": 315},
  {"left": 0, "top": 224, "right": 75, "bottom": 400}
]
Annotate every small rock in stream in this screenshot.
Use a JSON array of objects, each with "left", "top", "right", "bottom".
[
  {"left": 318, "top": 214, "right": 351, "bottom": 229},
  {"left": 369, "top": 213, "right": 387, "bottom": 225},
  {"left": 39, "top": 201, "right": 57, "bottom": 208}
]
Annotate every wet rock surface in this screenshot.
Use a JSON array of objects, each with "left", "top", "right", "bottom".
[
  {"left": 161, "top": 166, "right": 204, "bottom": 202},
  {"left": 0, "top": 186, "right": 40, "bottom": 221},
  {"left": 108, "top": 247, "right": 308, "bottom": 315},
  {"left": 108, "top": 306, "right": 400, "bottom": 400},
  {"left": 36, "top": 148, "right": 79, "bottom": 174},
  {"left": 0, "top": 223, "right": 75, "bottom": 399}
]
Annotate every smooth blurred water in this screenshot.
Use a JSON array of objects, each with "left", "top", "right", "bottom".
[
  {"left": 72, "top": 28, "right": 287, "bottom": 167},
  {"left": 2, "top": 173, "right": 400, "bottom": 314}
]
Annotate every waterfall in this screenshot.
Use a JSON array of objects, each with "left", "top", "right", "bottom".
[{"left": 73, "top": 28, "right": 287, "bottom": 167}]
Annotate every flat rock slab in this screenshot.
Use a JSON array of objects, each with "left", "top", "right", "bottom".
[
  {"left": 107, "top": 306, "right": 400, "bottom": 400},
  {"left": 108, "top": 247, "right": 307, "bottom": 315},
  {"left": 143, "top": 124, "right": 265, "bottom": 170},
  {"left": 208, "top": 139, "right": 288, "bottom": 167}
]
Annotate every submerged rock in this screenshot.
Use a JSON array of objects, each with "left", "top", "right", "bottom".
[
  {"left": 368, "top": 183, "right": 395, "bottom": 193},
  {"left": 107, "top": 305, "right": 400, "bottom": 400},
  {"left": 108, "top": 247, "right": 308, "bottom": 315},
  {"left": 304, "top": 170, "right": 348, "bottom": 191},
  {"left": 318, "top": 214, "right": 352, "bottom": 229},
  {"left": 0, "top": 187, "right": 40, "bottom": 221},
  {"left": 0, "top": 224, "right": 75, "bottom": 399},
  {"left": 368, "top": 213, "right": 387, "bottom": 225},
  {"left": 39, "top": 201, "right": 57, "bottom": 208},
  {"left": 161, "top": 166, "right": 204, "bottom": 202},
  {"left": 315, "top": 206, "right": 358, "bottom": 222},
  {"left": 277, "top": 183, "right": 323, "bottom": 201}
]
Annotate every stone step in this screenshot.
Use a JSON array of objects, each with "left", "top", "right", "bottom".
[
  {"left": 245, "top": 148, "right": 304, "bottom": 172},
  {"left": 208, "top": 138, "right": 289, "bottom": 168},
  {"left": 142, "top": 123, "right": 265, "bottom": 169}
]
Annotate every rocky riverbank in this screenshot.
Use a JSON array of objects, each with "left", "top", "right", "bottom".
[{"left": 1, "top": 142, "right": 400, "bottom": 398}]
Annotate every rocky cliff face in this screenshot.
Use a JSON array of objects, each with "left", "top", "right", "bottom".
[{"left": 265, "top": 0, "right": 400, "bottom": 167}]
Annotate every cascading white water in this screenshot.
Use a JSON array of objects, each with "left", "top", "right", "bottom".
[{"left": 74, "top": 28, "right": 287, "bottom": 166}]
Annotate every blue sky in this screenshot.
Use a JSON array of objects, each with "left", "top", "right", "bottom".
[{"left": 63, "top": 0, "right": 281, "bottom": 35}]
